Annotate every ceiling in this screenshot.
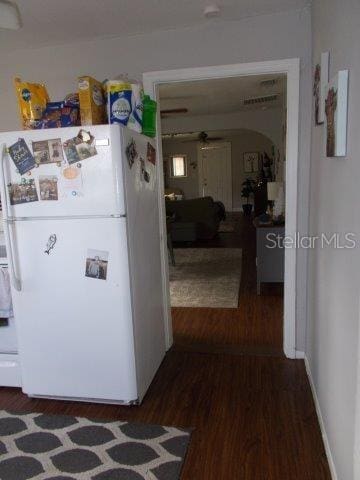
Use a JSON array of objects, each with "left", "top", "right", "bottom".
[
  {"left": 162, "top": 128, "right": 266, "bottom": 141},
  {"left": 159, "top": 74, "right": 286, "bottom": 117},
  {"left": 0, "top": 0, "right": 309, "bottom": 53}
]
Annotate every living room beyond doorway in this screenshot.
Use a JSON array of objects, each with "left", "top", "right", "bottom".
[
  {"left": 157, "top": 72, "right": 287, "bottom": 356},
  {"left": 170, "top": 213, "right": 283, "bottom": 356}
]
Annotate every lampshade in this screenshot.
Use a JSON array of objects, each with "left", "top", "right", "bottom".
[
  {"left": 267, "top": 182, "right": 282, "bottom": 201},
  {"left": 0, "top": 1, "right": 21, "bottom": 30}
]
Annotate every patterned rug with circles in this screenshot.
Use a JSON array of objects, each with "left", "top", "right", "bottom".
[{"left": 0, "top": 410, "right": 191, "bottom": 480}]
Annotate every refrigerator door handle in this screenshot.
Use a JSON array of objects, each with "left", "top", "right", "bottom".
[
  {"left": 0, "top": 144, "right": 9, "bottom": 219},
  {"left": 0, "top": 144, "right": 21, "bottom": 291}
]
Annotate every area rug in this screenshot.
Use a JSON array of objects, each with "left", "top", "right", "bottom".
[
  {"left": 0, "top": 410, "right": 191, "bottom": 480},
  {"left": 218, "top": 220, "right": 235, "bottom": 233},
  {"left": 169, "top": 248, "right": 242, "bottom": 308}
]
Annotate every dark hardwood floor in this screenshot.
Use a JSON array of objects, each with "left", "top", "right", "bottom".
[
  {"left": 0, "top": 353, "right": 330, "bottom": 479},
  {"left": 173, "top": 213, "right": 284, "bottom": 356},
  {"left": 0, "top": 214, "right": 331, "bottom": 479}
]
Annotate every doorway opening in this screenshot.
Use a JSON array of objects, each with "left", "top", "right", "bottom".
[{"left": 143, "top": 59, "right": 299, "bottom": 359}]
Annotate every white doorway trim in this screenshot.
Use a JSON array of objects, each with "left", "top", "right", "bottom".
[
  {"left": 354, "top": 302, "right": 360, "bottom": 479},
  {"left": 197, "top": 141, "right": 232, "bottom": 211},
  {"left": 143, "top": 58, "right": 300, "bottom": 359}
]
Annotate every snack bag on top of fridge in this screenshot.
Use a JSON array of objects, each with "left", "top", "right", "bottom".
[
  {"left": 14, "top": 77, "right": 50, "bottom": 129},
  {"left": 36, "top": 94, "right": 80, "bottom": 129}
]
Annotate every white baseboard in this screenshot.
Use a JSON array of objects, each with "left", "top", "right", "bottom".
[
  {"left": 295, "top": 350, "right": 305, "bottom": 359},
  {"left": 304, "top": 356, "right": 338, "bottom": 480}
]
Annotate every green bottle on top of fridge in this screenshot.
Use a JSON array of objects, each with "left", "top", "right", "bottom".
[{"left": 142, "top": 95, "right": 157, "bottom": 138}]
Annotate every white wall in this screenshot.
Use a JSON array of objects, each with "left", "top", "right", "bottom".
[
  {"left": 163, "top": 130, "right": 274, "bottom": 207},
  {"left": 307, "top": 1, "right": 360, "bottom": 479},
  {"left": 0, "top": 7, "right": 312, "bottom": 350}
]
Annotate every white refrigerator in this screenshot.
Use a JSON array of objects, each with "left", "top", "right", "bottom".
[{"left": 0, "top": 124, "right": 165, "bottom": 404}]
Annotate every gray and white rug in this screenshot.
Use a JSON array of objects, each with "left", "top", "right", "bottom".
[
  {"left": 0, "top": 410, "right": 191, "bottom": 480},
  {"left": 169, "top": 248, "right": 242, "bottom": 308}
]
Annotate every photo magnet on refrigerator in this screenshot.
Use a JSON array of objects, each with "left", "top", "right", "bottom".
[
  {"left": 8, "top": 138, "right": 36, "bottom": 175},
  {"left": 8, "top": 178, "right": 38, "bottom": 205},
  {"left": 85, "top": 249, "right": 109, "bottom": 280},
  {"left": 139, "top": 156, "right": 155, "bottom": 191},
  {"left": 39, "top": 175, "right": 58, "bottom": 201},
  {"left": 63, "top": 129, "right": 97, "bottom": 165},
  {"left": 140, "top": 157, "right": 150, "bottom": 183},
  {"left": 32, "top": 138, "right": 64, "bottom": 165},
  {"left": 62, "top": 137, "right": 80, "bottom": 164},
  {"left": 147, "top": 142, "right": 156, "bottom": 165},
  {"left": 125, "top": 138, "right": 137, "bottom": 169}
]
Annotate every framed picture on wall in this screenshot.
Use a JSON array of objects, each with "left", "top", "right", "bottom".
[
  {"left": 243, "top": 152, "right": 259, "bottom": 173},
  {"left": 313, "top": 51, "right": 329, "bottom": 125},
  {"left": 325, "top": 69, "right": 349, "bottom": 157}
]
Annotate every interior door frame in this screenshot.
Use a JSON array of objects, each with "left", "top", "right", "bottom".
[
  {"left": 354, "top": 321, "right": 360, "bottom": 478},
  {"left": 197, "top": 141, "right": 232, "bottom": 211},
  {"left": 143, "top": 58, "right": 300, "bottom": 359}
]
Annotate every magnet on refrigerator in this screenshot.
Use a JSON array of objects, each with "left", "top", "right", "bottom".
[
  {"left": 8, "top": 138, "right": 35, "bottom": 175},
  {"left": 85, "top": 249, "right": 109, "bottom": 280},
  {"left": 8, "top": 179, "right": 38, "bottom": 205},
  {"left": 39, "top": 175, "right": 59, "bottom": 201},
  {"left": 63, "top": 130, "right": 97, "bottom": 164},
  {"left": 32, "top": 138, "right": 64, "bottom": 165},
  {"left": 125, "top": 138, "right": 137, "bottom": 169}
]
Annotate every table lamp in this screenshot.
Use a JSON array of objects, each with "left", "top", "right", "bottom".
[{"left": 267, "top": 182, "right": 282, "bottom": 217}]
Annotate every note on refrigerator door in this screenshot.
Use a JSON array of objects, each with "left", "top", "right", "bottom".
[{"left": 59, "top": 165, "right": 83, "bottom": 198}]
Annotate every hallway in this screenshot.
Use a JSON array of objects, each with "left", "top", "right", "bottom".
[{"left": 172, "top": 213, "right": 284, "bottom": 356}]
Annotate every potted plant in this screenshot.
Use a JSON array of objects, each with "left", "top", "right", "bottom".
[{"left": 241, "top": 178, "right": 256, "bottom": 215}]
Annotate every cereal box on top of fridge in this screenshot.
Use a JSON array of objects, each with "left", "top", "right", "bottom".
[{"left": 78, "top": 76, "right": 106, "bottom": 125}]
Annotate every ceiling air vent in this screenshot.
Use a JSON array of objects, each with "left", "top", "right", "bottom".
[
  {"left": 243, "top": 94, "right": 278, "bottom": 106},
  {"left": 260, "top": 78, "right": 278, "bottom": 87}
]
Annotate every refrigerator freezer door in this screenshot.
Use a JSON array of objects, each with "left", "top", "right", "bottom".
[
  {"left": 0, "top": 125, "right": 125, "bottom": 218},
  {"left": 11, "top": 217, "right": 138, "bottom": 402}
]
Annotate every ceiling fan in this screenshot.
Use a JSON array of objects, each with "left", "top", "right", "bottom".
[{"left": 182, "top": 131, "right": 224, "bottom": 143}]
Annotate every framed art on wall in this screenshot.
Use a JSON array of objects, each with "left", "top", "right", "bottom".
[
  {"left": 325, "top": 69, "right": 349, "bottom": 157},
  {"left": 313, "top": 51, "right": 329, "bottom": 125},
  {"left": 243, "top": 152, "right": 259, "bottom": 173}
]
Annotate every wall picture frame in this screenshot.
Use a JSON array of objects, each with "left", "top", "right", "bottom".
[
  {"left": 313, "top": 51, "right": 329, "bottom": 125},
  {"left": 243, "top": 152, "right": 259, "bottom": 173},
  {"left": 325, "top": 69, "right": 349, "bottom": 157}
]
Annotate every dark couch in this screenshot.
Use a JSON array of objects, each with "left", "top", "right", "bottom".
[{"left": 166, "top": 196, "right": 224, "bottom": 241}]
